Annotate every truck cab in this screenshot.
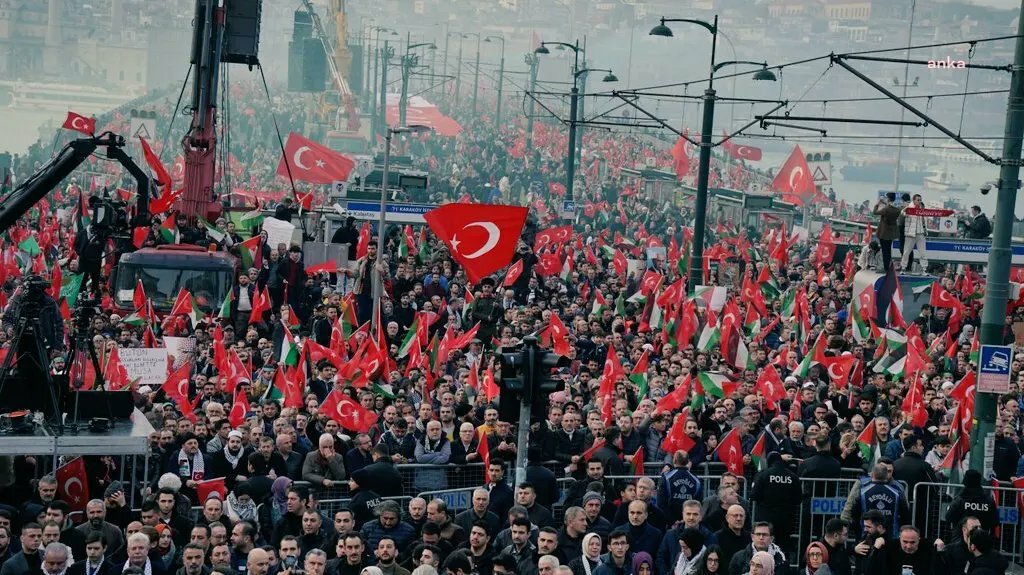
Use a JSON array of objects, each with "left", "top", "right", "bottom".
[{"left": 112, "top": 245, "right": 237, "bottom": 315}]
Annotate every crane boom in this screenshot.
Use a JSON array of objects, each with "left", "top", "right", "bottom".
[{"left": 300, "top": 0, "right": 350, "bottom": 97}]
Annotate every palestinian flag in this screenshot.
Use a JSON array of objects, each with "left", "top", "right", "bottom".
[
  {"left": 629, "top": 350, "right": 650, "bottom": 398},
  {"left": 780, "top": 288, "right": 797, "bottom": 318},
  {"left": 397, "top": 315, "right": 421, "bottom": 358},
  {"left": 238, "top": 235, "right": 263, "bottom": 269},
  {"left": 371, "top": 382, "right": 396, "bottom": 399},
  {"left": 240, "top": 208, "right": 265, "bottom": 229},
  {"left": 696, "top": 372, "right": 733, "bottom": 399},
  {"left": 857, "top": 421, "right": 876, "bottom": 462},
  {"left": 279, "top": 321, "right": 300, "bottom": 367},
  {"left": 591, "top": 290, "right": 607, "bottom": 316},
  {"left": 750, "top": 431, "right": 767, "bottom": 471},
  {"left": 169, "top": 288, "right": 202, "bottom": 327},
  {"left": 201, "top": 217, "right": 225, "bottom": 242},
  {"left": 218, "top": 290, "right": 234, "bottom": 319},
  {"left": 158, "top": 216, "right": 177, "bottom": 244},
  {"left": 696, "top": 319, "right": 720, "bottom": 352}
]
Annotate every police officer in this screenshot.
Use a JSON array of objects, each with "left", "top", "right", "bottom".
[
  {"left": 844, "top": 464, "right": 910, "bottom": 539},
  {"left": 748, "top": 451, "right": 800, "bottom": 554},
  {"left": 658, "top": 450, "right": 703, "bottom": 520},
  {"left": 944, "top": 469, "right": 998, "bottom": 532}
]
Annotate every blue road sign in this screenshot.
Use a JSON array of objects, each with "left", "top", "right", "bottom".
[
  {"left": 344, "top": 201, "right": 437, "bottom": 224},
  {"left": 561, "top": 199, "right": 576, "bottom": 220},
  {"left": 978, "top": 344, "right": 1013, "bottom": 393}
]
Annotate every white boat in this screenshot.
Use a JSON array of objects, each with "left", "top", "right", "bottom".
[{"left": 923, "top": 169, "right": 969, "bottom": 195}]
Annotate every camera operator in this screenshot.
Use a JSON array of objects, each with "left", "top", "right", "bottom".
[
  {"left": 961, "top": 206, "right": 992, "bottom": 239},
  {"left": 73, "top": 225, "right": 105, "bottom": 298},
  {"left": 2, "top": 275, "right": 65, "bottom": 355}
]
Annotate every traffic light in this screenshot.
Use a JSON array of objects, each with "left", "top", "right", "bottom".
[
  {"left": 527, "top": 347, "right": 569, "bottom": 415},
  {"left": 497, "top": 343, "right": 526, "bottom": 423}
]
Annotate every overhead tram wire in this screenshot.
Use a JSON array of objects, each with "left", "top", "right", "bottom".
[{"left": 585, "top": 33, "right": 1018, "bottom": 99}]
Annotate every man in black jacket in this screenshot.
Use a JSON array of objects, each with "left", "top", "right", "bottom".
[
  {"left": 749, "top": 452, "right": 801, "bottom": 554},
  {"left": 883, "top": 526, "right": 936, "bottom": 575},
  {"left": 963, "top": 528, "right": 1009, "bottom": 575},
  {"left": 819, "top": 519, "right": 851, "bottom": 575},
  {"left": 936, "top": 516, "right": 981, "bottom": 575},
  {"left": 362, "top": 445, "right": 404, "bottom": 498},
  {"left": 892, "top": 435, "right": 938, "bottom": 529},
  {"left": 713, "top": 505, "right": 749, "bottom": 567},
  {"left": 331, "top": 216, "right": 360, "bottom": 261}
]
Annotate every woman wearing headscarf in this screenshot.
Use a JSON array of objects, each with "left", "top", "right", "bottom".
[
  {"left": 744, "top": 552, "right": 775, "bottom": 575},
  {"left": 632, "top": 552, "right": 654, "bottom": 575},
  {"left": 673, "top": 528, "right": 707, "bottom": 575},
  {"left": 803, "top": 542, "right": 831, "bottom": 575},
  {"left": 696, "top": 546, "right": 723, "bottom": 575},
  {"left": 569, "top": 533, "right": 603, "bottom": 575}
]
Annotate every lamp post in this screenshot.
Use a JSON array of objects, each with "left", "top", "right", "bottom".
[
  {"left": 485, "top": 35, "right": 506, "bottom": 127},
  {"left": 361, "top": 18, "right": 374, "bottom": 101},
  {"left": 443, "top": 31, "right": 460, "bottom": 101},
  {"left": 525, "top": 53, "right": 539, "bottom": 149},
  {"left": 536, "top": 41, "right": 584, "bottom": 161},
  {"left": 370, "top": 27, "right": 397, "bottom": 136},
  {"left": 400, "top": 39, "right": 437, "bottom": 125},
  {"left": 377, "top": 39, "right": 395, "bottom": 143},
  {"left": 374, "top": 125, "right": 432, "bottom": 331},
  {"left": 455, "top": 35, "right": 465, "bottom": 108},
  {"left": 650, "top": 16, "right": 775, "bottom": 287},
  {"left": 460, "top": 32, "right": 481, "bottom": 113}
]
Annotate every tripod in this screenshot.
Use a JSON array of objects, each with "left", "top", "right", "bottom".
[
  {"left": 65, "top": 302, "right": 113, "bottom": 430},
  {"left": 0, "top": 314, "right": 64, "bottom": 433}
]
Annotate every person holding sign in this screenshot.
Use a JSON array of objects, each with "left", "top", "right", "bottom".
[{"left": 900, "top": 194, "right": 928, "bottom": 274}]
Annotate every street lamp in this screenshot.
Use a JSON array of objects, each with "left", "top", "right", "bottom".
[
  {"left": 485, "top": 35, "right": 506, "bottom": 127},
  {"left": 400, "top": 40, "right": 437, "bottom": 125},
  {"left": 649, "top": 15, "right": 763, "bottom": 288},
  {"left": 373, "top": 124, "right": 433, "bottom": 331},
  {"left": 461, "top": 33, "right": 482, "bottom": 113},
  {"left": 563, "top": 67, "right": 617, "bottom": 221},
  {"left": 536, "top": 40, "right": 588, "bottom": 220},
  {"left": 370, "top": 27, "right": 397, "bottom": 137}
]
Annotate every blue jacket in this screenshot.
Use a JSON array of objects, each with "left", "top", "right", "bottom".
[
  {"left": 659, "top": 467, "right": 703, "bottom": 520},
  {"left": 593, "top": 552, "right": 633, "bottom": 575},
  {"left": 359, "top": 519, "right": 416, "bottom": 551}
]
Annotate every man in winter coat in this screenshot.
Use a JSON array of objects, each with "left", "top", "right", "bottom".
[
  {"left": 728, "top": 522, "right": 787, "bottom": 575},
  {"left": 749, "top": 452, "right": 801, "bottom": 553},
  {"left": 302, "top": 434, "right": 347, "bottom": 489},
  {"left": 944, "top": 470, "right": 999, "bottom": 533},
  {"left": 964, "top": 528, "right": 1009, "bottom": 575},
  {"left": 593, "top": 530, "right": 633, "bottom": 575},
  {"left": 873, "top": 194, "right": 902, "bottom": 271},
  {"left": 612, "top": 500, "right": 662, "bottom": 559},
  {"left": 659, "top": 451, "right": 703, "bottom": 521}
]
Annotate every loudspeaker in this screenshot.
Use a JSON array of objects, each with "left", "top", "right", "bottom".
[
  {"left": 293, "top": 8, "right": 312, "bottom": 38},
  {"left": 71, "top": 391, "right": 134, "bottom": 421},
  {"left": 288, "top": 40, "right": 305, "bottom": 92},
  {"left": 348, "top": 44, "right": 364, "bottom": 96},
  {"left": 302, "top": 38, "right": 327, "bottom": 92},
  {"left": 222, "top": 0, "right": 262, "bottom": 65}
]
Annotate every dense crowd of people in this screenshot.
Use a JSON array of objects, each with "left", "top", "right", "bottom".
[{"left": 0, "top": 79, "right": 1016, "bottom": 575}]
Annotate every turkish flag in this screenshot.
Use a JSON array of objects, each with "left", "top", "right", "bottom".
[
  {"left": 727, "top": 141, "right": 762, "bottom": 161},
  {"left": 548, "top": 313, "right": 571, "bottom": 356},
  {"left": 671, "top": 135, "right": 690, "bottom": 180},
  {"left": 195, "top": 477, "right": 227, "bottom": 502},
  {"left": 424, "top": 203, "right": 528, "bottom": 283},
  {"left": 502, "top": 259, "right": 523, "bottom": 286},
  {"left": 534, "top": 225, "right": 573, "bottom": 250},
  {"left": 756, "top": 364, "right": 787, "bottom": 409},
  {"left": 229, "top": 390, "right": 250, "bottom": 428},
  {"left": 714, "top": 428, "right": 745, "bottom": 475},
  {"left": 139, "top": 137, "right": 171, "bottom": 189},
  {"left": 276, "top": 133, "right": 355, "bottom": 185},
  {"left": 661, "top": 413, "right": 696, "bottom": 454},
  {"left": 771, "top": 145, "right": 816, "bottom": 203},
  {"left": 62, "top": 111, "right": 95, "bottom": 136},
  {"left": 56, "top": 457, "right": 90, "bottom": 512},
  {"left": 321, "top": 390, "right": 379, "bottom": 433}
]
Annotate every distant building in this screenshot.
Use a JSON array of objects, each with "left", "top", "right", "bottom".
[{"left": 767, "top": 0, "right": 871, "bottom": 21}]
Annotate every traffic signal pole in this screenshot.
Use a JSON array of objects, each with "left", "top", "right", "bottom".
[
  {"left": 970, "top": 0, "right": 1024, "bottom": 473},
  {"left": 514, "top": 336, "right": 537, "bottom": 488}
]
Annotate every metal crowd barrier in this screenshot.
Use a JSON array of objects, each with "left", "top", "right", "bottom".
[{"left": 912, "top": 481, "right": 1024, "bottom": 565}]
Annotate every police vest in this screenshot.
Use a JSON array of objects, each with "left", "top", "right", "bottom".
[{"left": 860, "top": 481, "right": 902, "bottom": 534}]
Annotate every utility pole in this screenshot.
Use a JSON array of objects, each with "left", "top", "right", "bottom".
[
  {"left": 473, "top": 35, "right": 481, "bottom": 113},
  {"left": 495, "top": 54, "right": 505, "bottom": 127},
  {"left": 525, "top": 53, "right": 539, "bottom": 149},
  {"left": 576, "top": 63, "right": 587, "bottom": 164},
  {"left": 455, "top": 39, "right": 464, "bottom": 109},
  {"left": 566, "top": 86, "right": 579, "bottom": 216},
  {"left": 378, "top": 40, "right": 391, "bottom": 141},
  {"left": 970, "top": 0, "right": 1024, "bottom": 474}
]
